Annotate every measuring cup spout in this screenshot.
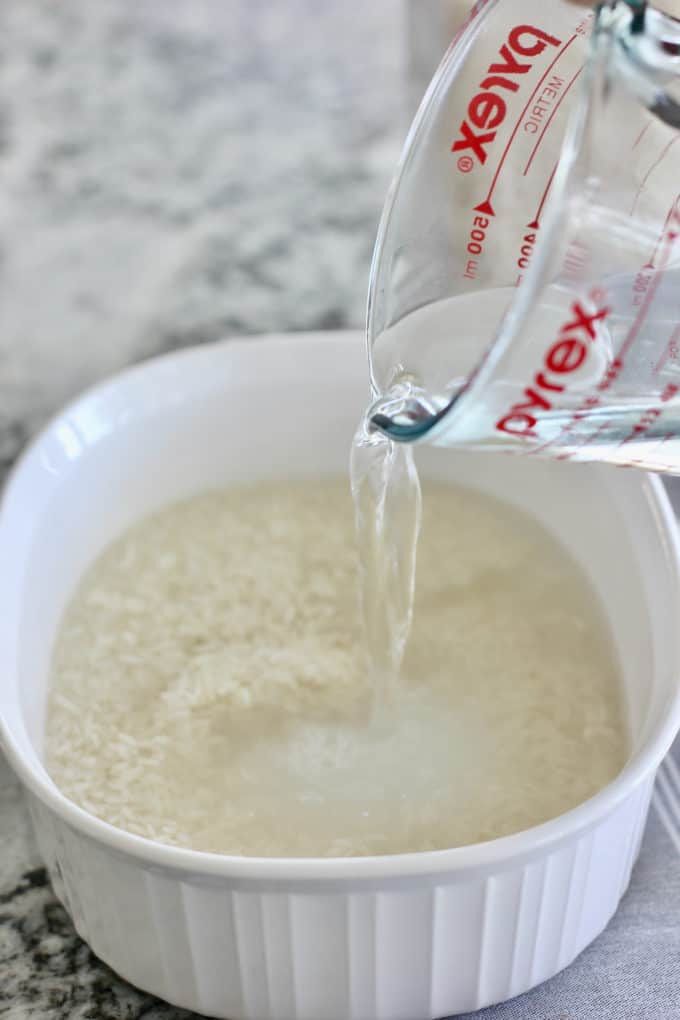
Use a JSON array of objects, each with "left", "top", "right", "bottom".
[{"left": 368, "top": 387, "right": 454, "bottom": 442}]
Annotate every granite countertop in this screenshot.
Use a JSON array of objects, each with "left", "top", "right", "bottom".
[
  {"left": 0, "top": 0, "right": 410, "bottom": 475},
  {"left": 0, "top": 0, "right": 406, "bottom": 1014}
]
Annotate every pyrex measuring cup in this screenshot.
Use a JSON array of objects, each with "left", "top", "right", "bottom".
[{"left": 368, "top": 0, "right": 680, "bottom": 471}]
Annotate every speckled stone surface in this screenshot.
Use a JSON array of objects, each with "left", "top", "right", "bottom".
[{"left": 0, "top": 0, "right": 407, "bottom": 475}]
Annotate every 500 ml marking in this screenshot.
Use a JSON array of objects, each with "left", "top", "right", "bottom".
[{"left": 463, "top": 214, "right": 491, "bottom": 279}]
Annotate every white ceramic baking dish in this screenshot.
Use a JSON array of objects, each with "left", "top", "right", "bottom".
[{"left": 1, "top": 333, "right": 680, "bottom": 1020}]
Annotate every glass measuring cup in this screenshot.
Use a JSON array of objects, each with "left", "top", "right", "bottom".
[{"left": 367, "top": 0, "right": 680, "bottom": 471}]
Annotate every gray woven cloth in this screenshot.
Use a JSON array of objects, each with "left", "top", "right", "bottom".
[{"left": 460, "top": 734, "right": 680, "bottom": 1020}]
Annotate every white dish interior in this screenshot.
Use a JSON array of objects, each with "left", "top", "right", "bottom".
[{"left": 5, "top": 335, "right": 677, "bottom": 782}]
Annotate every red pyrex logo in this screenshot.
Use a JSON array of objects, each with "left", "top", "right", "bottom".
[
  {"left": 451, "top": 25, "right": 562, "bottom": 167},
  {"left": 495, "top": 300, "right": 610, "bottom": 439}
]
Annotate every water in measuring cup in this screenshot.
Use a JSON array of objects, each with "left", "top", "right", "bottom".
[{"left": 368, "top": 279, "right": 680, "bottom": 473}]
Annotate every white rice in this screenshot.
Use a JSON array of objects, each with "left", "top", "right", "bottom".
[{"left": 46, "top": 479, "right": 627, "bottom": 857}]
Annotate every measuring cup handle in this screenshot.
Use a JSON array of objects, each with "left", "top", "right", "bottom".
[{"left": 604, "top": 2, "right": 680, "bottom": 130}]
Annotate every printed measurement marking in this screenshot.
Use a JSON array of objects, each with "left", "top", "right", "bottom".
[
  {"left": 532, "top": 161, "right": 559, "bottom": 227},
  {"left": 516, "top": 230, "right": 537, "bottom": 272},
  {"left": 631, "top": 121, "right": 652, "bottom": 151},
  {"left": 475, "top": 33, "right": 579, "bottom": 217},
  {"left": 517, "top": 162, "right": 559, "bottom": 276},
  {"left": 574, "top": 13, "right": 594, "bottom": 37},
  {"left": 632, "top": 268, "right": 652, "bottom": 306},
  {"left": 462, "top": 214, "right": 491, "bottom": 279},
  {"left": 553, "top": 419, "right": 613, "bottom": 462},
  {"left": 597, "top": 359, "right": 624, "bottom": 393},
  {"left": 618, "top": 406, "right": 662, "bottom": 447},
  {"left": 523, "top": 65, "right": 584, "bottom": 177},
  {"left": 654, "top": 323, "right": 680, "bottom": 375},
  {"left": 647, "top": 193, "right": 680, "bottom": 269},
  {"left": 617, "top": 410, "right": 680, "bottom": 455},
  {"left": 526, "top": 394, "right": 603, "bottom": 459},
  {"left": 606, "top": 212, "right": 680, "bottom": 388},
  {"left": 563, "top": 238, "right": 591, "bottom": 280},
  {"left": 629, "top": 136, "right": 680, "bottom": 217}
]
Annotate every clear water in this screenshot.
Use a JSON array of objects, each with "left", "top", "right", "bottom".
[
  {"left": 367, "top": 287, "right": 680, "bottom": 473},
  {"left": 350, "top": 421, "right": 421, "bottom": 709}
]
